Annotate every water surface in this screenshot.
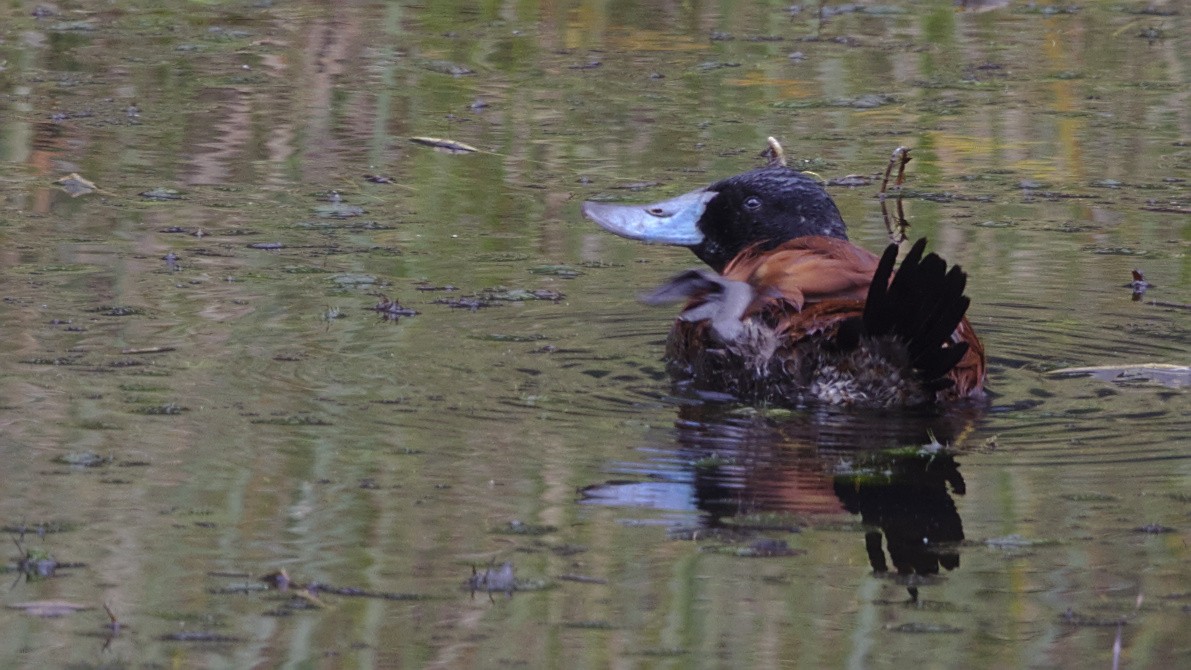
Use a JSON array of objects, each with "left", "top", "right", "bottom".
[{"left": 0, "top": 1, "right": 1188, "bottom": 667}]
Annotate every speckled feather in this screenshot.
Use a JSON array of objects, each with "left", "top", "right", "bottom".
[{"left": 661, "top": 238, "right": 986, "bottom": 407}]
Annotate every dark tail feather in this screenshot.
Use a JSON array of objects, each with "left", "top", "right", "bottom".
[
  {"left": 862, "top": 238, "right": 972, "bottom": 390},
  {"left": 862, "top": 241, "right": 900, "bottom": 330}
]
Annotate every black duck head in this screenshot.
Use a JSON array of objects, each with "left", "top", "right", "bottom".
[{"left": 582, "top": 165, "right": 848, "bottom": 272}]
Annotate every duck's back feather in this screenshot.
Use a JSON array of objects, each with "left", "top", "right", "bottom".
[
  {"left": 660, "top": 237, "right": 986, "bottom": 406},
  {"left": 722, "top": 237, "right": 880, "bottom": 310}
]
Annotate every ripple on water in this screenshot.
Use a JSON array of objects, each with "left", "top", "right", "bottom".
[{"left": 976, "top": 296, "right": 1188, "bottom": 467}]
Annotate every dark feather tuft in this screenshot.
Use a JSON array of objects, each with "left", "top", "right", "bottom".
[{"left": 862, "top": 238, "right": 972, "bottom": 390}]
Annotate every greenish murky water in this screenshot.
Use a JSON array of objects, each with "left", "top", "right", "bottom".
[{"left": 1, "top": 1, "right": 1188, "bottom": 667}]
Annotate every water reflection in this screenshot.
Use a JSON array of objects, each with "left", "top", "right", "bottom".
[
  {"left": 836, "top": 448, "right": 964, "bottom": 601},
  {"left": 1, "top": 0, "right": 1188, "bottom": 666},
  {"left": 584, "top": 399, "right": 980, "bottom": 598}
]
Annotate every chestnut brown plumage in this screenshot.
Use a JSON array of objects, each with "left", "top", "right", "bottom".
[{"left": 583, "top": 163, "right": 986, "bottom": 407}]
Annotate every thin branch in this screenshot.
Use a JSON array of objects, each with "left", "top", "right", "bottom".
[{"left": 878, "top": 147, "right": 912, "bottom": 244}]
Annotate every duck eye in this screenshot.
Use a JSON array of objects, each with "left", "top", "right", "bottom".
[
  {"left": 744, "top": 196, "right": 762, "bottom": 210},
  {"left": 647, "top": 207, "right": 666, "bottom": 216}
]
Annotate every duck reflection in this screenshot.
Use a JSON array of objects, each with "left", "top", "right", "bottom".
[
  {"left": 833, "top": 445, "right": 965, "bottom": 600},
  {"left": 581, "top": 401, "right": 978, "bottom": 599}
]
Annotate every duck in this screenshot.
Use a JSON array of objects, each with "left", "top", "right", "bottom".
[{"left": 581, "top": 147, "right": 986, "bottom": 408}]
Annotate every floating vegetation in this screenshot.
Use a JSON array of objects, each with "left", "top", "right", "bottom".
[
  {"left": 121, "top": 346, "right": 175, "bottom": 355},
  {"left": 249, "top": 414, "right": 333, "bottom": 426},
  {"left": 435, "top": 285, "right": 564, "bottom": 311},
  {"left": 52, "top": 451, "right": 113, "bottom": 467},
  {"left": 475, "top": 333, "right": 548, "bottom": 343},
  {"left": 1088, "top": 246, "right": 1147, "bottom": 256},
  {"left": 1, "top": 520, "right": 79, "bottom": 535},
  {"left": 563, "top": 620, "right": 617, "bottom": 629},
  {"left": 887, "top": 622, "right": 964, "bottom": 634},
  {"left": 7, "top": 600, "right": 92, "bottom": 617},
  {"left": 21, "top": 356, "right": 82, "bottom": 366},
  {"left": 48, "top": 20, "right": 97, "bottom": 31},
  {"left": 1060, "top": 609, "right": 1128, "bottom": 627},
  {"left": 409, "top": 136, "right": 478, "bottom": 153},
  {"left": 433, "top": 297, "right": 492, "bottom": 310},
  {"left": 370, "top": 295, "right": 417, "bottom": 321},
  {"left": 549, "top": 543, "right": 587, "bottom": 556},
  {"left": 492, "top": 521, "right": 557, "bottom": 536},
  {"left": 475, "top": 252, "right": 532, "bottom": 262},
  {"left": 467, "top": 562, "right": 515, "bottom": 598},
  {"left": 1133, "top": 524, "right": 1176, "bottom": 534},
  {"left": 160, "top": 631, "right": 245, "bottom": 643},
  {"left": 827, "top": 175, "right": 872, "bottom": 187},
  {"left": 314, "top": 202, "right": 365, "bottom": 218},
  {"left": 418, "top": 61, "right": 474, "bottom": 76},
  {"left": 139, "top": 187, "right": 183, "bottom": 200},
  {"left": 312, "top": 586, "right": 434, "bottom": 601},
  {"left": 208, "top": 582, "right": 271, "bottom": 595},
  {"left": 130, "top": 403, "right": 188, "bottom": 415},
  {"left": 8, "top": 531, "right": 85, "bottom": 579},
  {"left": 774, "top": 93, "right": 900, "bottom": 109},
  {"left": 77, "top": 419, "right": 121, "bottom": 430},
  {"left": 1048, "top": 364, "right": 1190, "bottom": 388},
  {"left": 528, "top": 265, "right": 582, "bottom": 278},
  {"left": 558, "top": 574, "right": 608, "bottom": 585},
  {"left": 90, "top": 305, "right": 145, "bottom": 317},
  {"left": 53, "top": 173, "right": 96, "bottom": 197},
  {"left": 480, "top": 287, "right": 564, "bottom": 302}
]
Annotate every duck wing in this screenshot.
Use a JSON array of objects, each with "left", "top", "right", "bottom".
[{"left": 722, "top": 236, "right": 880, "bottom": 311}]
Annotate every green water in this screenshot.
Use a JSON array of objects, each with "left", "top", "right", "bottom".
[{"left": 0, "top": 1, "right": 1187, "bottom": 667}]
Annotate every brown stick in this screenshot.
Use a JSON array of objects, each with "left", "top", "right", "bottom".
[{"left": 879, "top": 147, "right": 912, "bottom": 244}]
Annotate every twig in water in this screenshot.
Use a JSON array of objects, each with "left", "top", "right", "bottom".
[{"left": 879, "top": 147, "right": 912, "bottom": 244}]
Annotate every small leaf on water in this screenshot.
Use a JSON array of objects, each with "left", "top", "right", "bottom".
[
  {"left": 420, "top": 60, "right": 474, "bottom": 76},
  {"left": 54, "top": 173, "right": 96, "bottom": 197},
  {"left": 9, "top": 600, "right": 92, "bottom": 617},
  {"left": 140, "top": 187, "right": 183, "bottom": 200},
  {"left": 409, "top": 137, "right": 479, "bottom": 154},
  {"left": 314, "top": 203, "right": 365, "bottom": 218},
  {"left": 528, "top": 265, "right": 582, "bottom": 278},
  {"left": 53, "top": 451, "right": 112, "bottom": 467}
]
